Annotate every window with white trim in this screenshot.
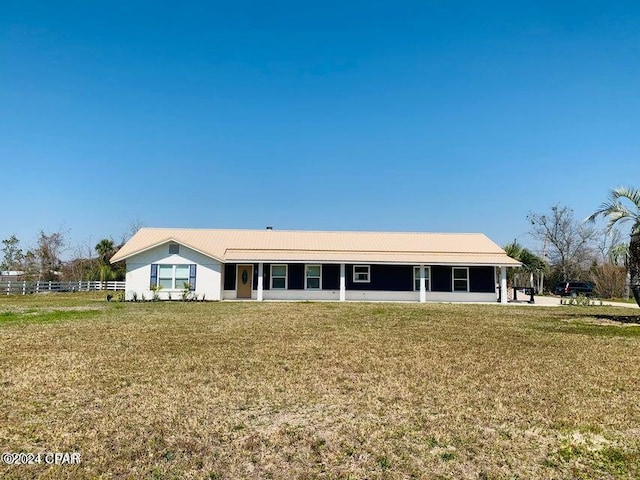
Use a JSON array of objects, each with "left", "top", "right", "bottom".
[
  {"left": 453, "top": 267, "right": 469, "bottom": 292},
  {"left": 413, "top": 266, "right": 431, "bottom": 291},
  {"left": 157, "top": 264, "right": 190, "bottom": 289},
  {"left": 305, "top": 265, "right": 321, "bottom": 289},
  {"left": 353, "top": 265, "right": 370, "bottom": 283},
  {"left": 271, "top": 264, "right": 287, "bottom": 289}
]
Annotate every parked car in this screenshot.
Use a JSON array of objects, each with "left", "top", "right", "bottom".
[{"left": 554, "top": 281, "right": 595, "bottom": 298}]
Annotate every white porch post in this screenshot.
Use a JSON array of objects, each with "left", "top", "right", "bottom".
[
  {"left": 500, "top": 266, "right": 508, "bottom": 304},
  {"left": 257, "top": 263, "right": 264, "bottom": 301},
  {"left": 419, "top": 264, "right": 426, "bottom": 303},
  {"left": 339, "top": 263, "right": 346, "bottom": 302}
]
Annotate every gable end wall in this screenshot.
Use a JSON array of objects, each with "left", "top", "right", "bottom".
[{"left": 125, "top": 244, "right": 222, "bottom": 300}]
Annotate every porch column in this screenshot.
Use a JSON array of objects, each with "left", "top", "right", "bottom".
[
  {"left": 257, "top": 262, "right": 264, "bottom": 301},
  {"left": 339, "top": 263, "right": 346, "bottom": 301},
  {"left": 500, "top": 266, "right": 508, "bottom": 304},
  {"left": 419, "top": 265, "right": 426, "bottom": 303}
]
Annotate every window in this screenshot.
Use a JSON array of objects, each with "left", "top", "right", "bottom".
[
  {"left": 169, "top": 244, "right": 179, "bottom": 254},
  {"left": 453, "top": 267, "right": 469, "bottom": 292},
  {"left": 271, "top": 264, "right": 287, "bottom": 289},
  {"left": 413, "top": 266, "right": 431, "bottom": 291},
  {"left": 158, "top": 265, "right": 174, "bottom": 289},
  {"left": 175, "top": 265, "right": 190, "bottom": 289},
  {"left": 305, "top": 265, "right": 321, "bottom": 289},
  {"left": 353, "top": 265, "right": 370, "bottom": 283},
  {"left": 152, "top": 264, "right": 196, "bottom": 290}
]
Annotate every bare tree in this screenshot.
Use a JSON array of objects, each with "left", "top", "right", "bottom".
[
  {"left": 528, "top": 205, "right": 597, "bottom": 282},
  {"left": 122, "top": 218, "right": 146, "bottom": 243},
  {"left": 34, "top": 230, "right": 67, "bottom": 281},
  {"left": 22, "top": 250, "right": 38, "bottom": 280},
  {"left": 594, "top": 228, "right": 623, "bottom": 264},
  {"left": 65, "top": 239, "right": 98, "bottom": 282}
]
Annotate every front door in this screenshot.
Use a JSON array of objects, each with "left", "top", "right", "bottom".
[{"left": 236, "top": 265, "right": 253, "bottom": 299}]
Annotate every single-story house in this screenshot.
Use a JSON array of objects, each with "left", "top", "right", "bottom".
[{"left": 110, "top": 228, "right": 520, "bottom": 303}]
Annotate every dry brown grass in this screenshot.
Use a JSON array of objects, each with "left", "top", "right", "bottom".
[{"left": 1, "top": 294, "right": 640, "bottom": 479}]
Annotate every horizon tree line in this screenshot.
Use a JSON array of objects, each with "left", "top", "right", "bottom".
[{"left": 0, "top": 225, "right": 144, "bottom": 282}]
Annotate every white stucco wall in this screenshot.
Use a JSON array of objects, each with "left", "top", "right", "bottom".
[
  {"left": 345, "top": 291, "right": 419, "bottom": 302},
  {"left": 125, "top": 244, "right": 222, "bottom": 301},
  {"left": 223, "top": 289, "right": 341, "bottom": 301},
  {"left": 264, "top": 290, "right": 341, "bottom": 301},
  {"left": 425, "top": 291, "right": 497, "bottom": 303}
]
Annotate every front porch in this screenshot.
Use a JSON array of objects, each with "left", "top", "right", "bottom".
[{"left": 221, "top": 263, "right": 510, "bottom": 303}]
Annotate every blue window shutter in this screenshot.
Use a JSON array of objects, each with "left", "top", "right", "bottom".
[
  {"left": 189, "top": 264, "right": 197, "bottom": 291},
  {"left": 150, "top": 264, "right": 158, "bottom": 288}
]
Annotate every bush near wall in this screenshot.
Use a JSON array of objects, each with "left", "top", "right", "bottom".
[{"left": 590, "top": 264, "right": 627, "bottom": 299}]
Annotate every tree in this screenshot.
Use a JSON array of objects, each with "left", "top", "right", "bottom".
[
  {"left": 35, "top": 230, "right": 67, "bottom": 281},
  {"left": 122, "top": 218, "right": 145, "bottom": 243},
  {"left": 590, "top": 263, "right": 627, "bottom": 299},
  {"left": 22, "top": 250, "right": 38, "bottom": 280},
  {"left": 528, "top": 205, "right": 597, "bottom": 282},
  {"left": 504, "top": 241, "right": 548, "bottom": 291},
  {"left": 94, "top": 238, "right": 127, "bottom": 284},
  {"left": 63, "top": 240, "right": 99, "bottom": 282},
  {"left": 95, "top": 238, "right": 116, "bottom": 264},
  {"left": 608, "top": 243, "right": 629, "bottom": 267},
  {"left": 1, "top": 235, "right": 24, "bottom": 272},
  {"left": 587, "top": 186, "right": 640, "bottom": 306}
]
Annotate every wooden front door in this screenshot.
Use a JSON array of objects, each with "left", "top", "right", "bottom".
[{"left": 236, "top": 265, "right": 253, "bottom": 299}]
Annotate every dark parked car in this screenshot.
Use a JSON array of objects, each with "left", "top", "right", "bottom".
[{"left": 554, "top": 281, "right": 595, "bottom": 298}]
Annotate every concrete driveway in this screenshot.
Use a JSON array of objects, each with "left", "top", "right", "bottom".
[{"left": 512, "top": 294, "right": 639, "bottom": 308}]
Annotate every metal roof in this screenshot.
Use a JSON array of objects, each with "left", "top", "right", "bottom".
[{"left": 111, "top": 228, "right": 521, "bottom": 266}]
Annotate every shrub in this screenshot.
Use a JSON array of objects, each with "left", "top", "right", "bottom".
[{"left": 590, "top": 264, "right": 627, "bottom": 299}]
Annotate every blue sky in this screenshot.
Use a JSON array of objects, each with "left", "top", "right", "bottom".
[{"left": 2, "top": 1, "right": 639, "bottom": 256}]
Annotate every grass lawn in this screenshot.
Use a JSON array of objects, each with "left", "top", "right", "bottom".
[{"left": 1, "top": 294, "right": 639, "bottom": 479}]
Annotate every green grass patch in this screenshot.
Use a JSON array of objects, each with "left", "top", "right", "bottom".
[
  {"left": 533, "top": 320, "right": 640, "bottom": 338},
  {"left": 550, "top": 440, "right": 640, "bottom": 477},
  {"left": 0, "top": 308, "right": 103, "bottom": 324}
]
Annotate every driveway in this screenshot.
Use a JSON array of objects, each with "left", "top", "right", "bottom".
[{"left": 513, "top": 295, "right": 639, "bottom": 308}]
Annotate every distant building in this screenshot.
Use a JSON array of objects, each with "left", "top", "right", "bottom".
[{"left": 0, "top": 271, "right": 25, "bottom": 281}]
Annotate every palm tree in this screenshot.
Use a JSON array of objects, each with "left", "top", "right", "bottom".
[
  {"left": 504, "top": 241, "right": 548, "bottom": 291},
  {"left": 95, "top": 238, "right": 115, "bottom": 264},
  {"left": 587, "top": 186, "right": 640, "bottom": 306},
  {"left": 95, "top": 239, "right": 116, "bottom": 288}
]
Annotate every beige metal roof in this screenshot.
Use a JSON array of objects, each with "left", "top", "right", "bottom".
[{"left": 111, "top": 228, "right": 521, "bottom": 266}]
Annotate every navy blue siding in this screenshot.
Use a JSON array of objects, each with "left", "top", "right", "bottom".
[
  {"left": 252, "top": 263, "right": 259, "bottom": 290},
  {"left": 224, "top": 264, "right": 236, "bottom": 290},
  {"left": 224, "top": 264, "right": 259, "bottom": 291},
  {"left": 432, "top": 266, "right": 452, "bottom": 292},
  {"left": 150, "top": 264, "right": 158, "bottom": 288},
  {"left": 226, "top": 262, "right": 496, "bottom": 295},
  {"left": 288, "top": 264, "right": 304, "bottom": 290},
  {"left": 263, "top": 264, "right": 271, "bottom": 290},
  {"left": 469, "top": 266, "right": 495, "bottom": 293},
  {"left": 188, "top": 265, "right": 197, "bottom": 290},
  {"left": 322, "top": 264, "right": 340, "bottom": 290},
  {"left": 346, "top": 264, "right": 413, "bottom": 291}
]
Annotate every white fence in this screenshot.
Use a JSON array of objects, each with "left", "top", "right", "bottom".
[{"left": 2, "top": 280, "right": 126, "bottom": 295}]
